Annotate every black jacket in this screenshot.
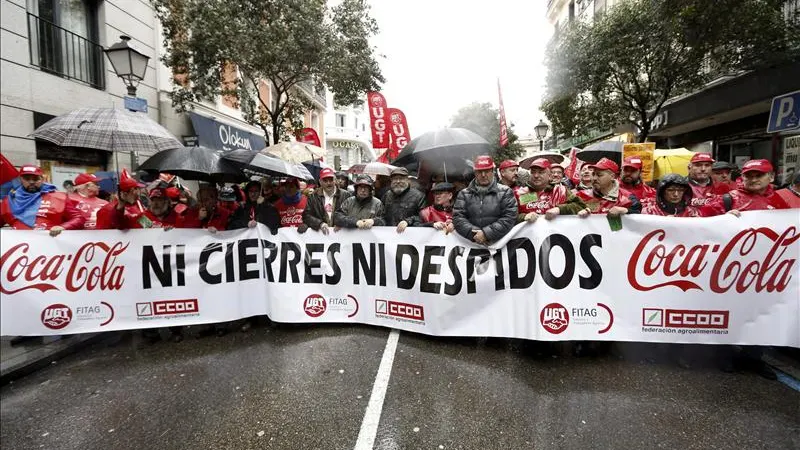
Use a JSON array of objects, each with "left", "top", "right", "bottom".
[
  {"left": 381, "top": 186, "right": 426, "bottom": 226},
  {"left": 302, "top": 188, "right": 352, "bottom": 231},
  {"left": 227, "top": 201, "right": 281, "bottom": 233},
  {"left": 453, "top": 179, "right": 518, "bottom": 243}
]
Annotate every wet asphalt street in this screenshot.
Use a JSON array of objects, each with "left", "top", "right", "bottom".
[{"left": 1, "top": 323, "right": 798, "bottom": 450}]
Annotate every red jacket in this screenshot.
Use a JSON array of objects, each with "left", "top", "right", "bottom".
[
  {"left": 575, "top": 184, "right": 641, "bottom": 214},
  {"left": 0, "top": 191, "right": 85, "bottom": 230},
  {"left": 621, "top": 181, "right": 656, "bottom": 202},
  {"left": 419, "top": 205, "right": 453, "bottom": 224},
  {"left": 95, "top": 200, "right": 148, "bottom": 230},
  {"left": 274, "top": 196, "right": 308, "bottom": 228},
  {"left": 642, "top": 202, "right": 703, "bottom": 217},
  {"left": 69, "top": 193, "right": 108, "bottom": 230},
  {"left": 702, "top": 185, "right": 788, "bottom": 215},
  {"left": 517, "top": 184, "right": 569, "bottom": 215},
  {"left": 182, "top": 204, "right": 232, "bottom": 230},
  {"left": 774, "top": 187, "right": 800, "bottom": 209},
  {"left": 687, "top": 179, "right": 718, "bottom": 207}
]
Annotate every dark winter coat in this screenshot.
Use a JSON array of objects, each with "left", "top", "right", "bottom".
[
  {"left": 381, "top": 185, "right": 426, "bottom": 226},
  {"left": 334, "top": 195, "right": 386, "bottom": 228},
  {"left": 302, "top": 188, "right": 352, "bottom": 231},
  {"left": 452, "top": 179, "right": 518, "bottom": 243},
  {"left": 227, "top": 200, "right": 281, "bottom": 234}
]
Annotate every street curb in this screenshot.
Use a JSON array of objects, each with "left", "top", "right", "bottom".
[{"left": 1, "top": 333, "right": 108, "bottom": 386}]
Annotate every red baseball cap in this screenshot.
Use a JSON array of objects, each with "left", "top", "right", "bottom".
[
  {"left": 74, "top": 173, "right": 99, "bottom": 186},
  {"left": 741, "top": 159, "right": 774, "bottom": 174},
  {"left": 588, "top": 158, "right": 619, "bottom": 174},
  {"left": 118, "top": 171, "right": 145, "bottom": 192},
  {"left": 165, "top": 187, "right": 181, "bottom": 200},
  {"left": 690, "top": 153, "right": 714, "bottom": 164},
  {"left": 148, "top": 187, "right": 167, "bottom": 199},
  {"left": 528, "top": 158, "right": 552, "bottom": 170},
  {"left": 319, "top": 168, "right": 336, "bottom": 180},
  {"left": 19, "top": 165, "right": 43, "bottom": 177},
  {"left": 622, "top": 156, "right": 643, "bottom": 170},
  {"left": 474, "top": 155, "right": 495, "bottom": 171},
  {"left": 499, "top": 160, "right": 519, "bottom": 170}
]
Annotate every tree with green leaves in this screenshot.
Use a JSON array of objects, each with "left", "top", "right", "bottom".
[
  {"left": 153, "top": 0, "right": 384, "bottom": 144},
  {"left": 542, "top": 0, "right": 799, "bottom": 143},
  {"left": 450, "top": 102, "right": 525, "bottom": 163}
]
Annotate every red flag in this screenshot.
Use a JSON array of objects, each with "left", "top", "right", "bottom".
[
  {"left": 367, "top": 92, "right": 389, "bottom": 149},
  {"left": 0, "top": 153, "right": 19, "bottom": 185},
  {"left": 296, "top": 127, "right": 321, "bottom": 147},
  {"left": 564, "top": 147, "right": 581, "bottom": 185},
  {"left": 498, "top": 79, "right": 509, "bottom": 148},
  {"left": 387, "top": 108, "right": 411, "bottom": 161},
  {"left": 376, "top": 151, "right": 391, "bottom": 163}
]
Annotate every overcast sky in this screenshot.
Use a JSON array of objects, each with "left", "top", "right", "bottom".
[{"left": 368, "top": 0, "right": 553, "bottom": 139}]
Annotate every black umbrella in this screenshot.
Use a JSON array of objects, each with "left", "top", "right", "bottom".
[
  {"left": 222, "top": 149, "right": 314, "bottom": 181},
  {"left": 576, "top": 141, "right": 624, "bottom": 164},
  {"left": 138, "top": 146, "right": 246, "bottom": 183},
  {"left": 392, "top": 128, "right": 492, "bottom": 180},
  {"left": 302, "top": 160, "right": 333, "bottom": 181}
]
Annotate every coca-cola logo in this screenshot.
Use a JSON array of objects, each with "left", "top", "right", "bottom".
[
  {"left": 280, "top": 214, "right": 304, "bottom": 226},
  {"left": 41, "top": 303, "right": 72, "bottom": 330},
  {"left": 628, "top": 227, "right": 798, "bottom": 294},
  {"left": 1, "top": 242, "right": 129, "bottom": 295}
]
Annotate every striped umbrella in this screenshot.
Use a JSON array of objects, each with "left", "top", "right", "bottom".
[{"left": 29, "top": 108, "right": 182, "bottom": 153}]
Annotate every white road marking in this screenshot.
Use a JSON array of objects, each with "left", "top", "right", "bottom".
[{"left": 354, "top": 329, "right": 400, "bottom": 450}]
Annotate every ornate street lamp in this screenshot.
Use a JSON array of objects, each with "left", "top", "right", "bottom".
[
  {"left": 535, "top": 119, "right": 550, "bottom": 152},
  {"left": 104, "top": 35, "right": 150, "bottom": 97}
]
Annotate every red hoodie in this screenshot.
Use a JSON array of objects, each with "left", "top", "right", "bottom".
[
  {"left": 575, "top": 184, "right": 641, "bottom": 214},
  {"left": 69, "top": 193, "right": 108, "bottom": 230},
  {"left": 620, "top": 181, "right": 656, "bottom": 202},
  {"left": 702, "top": 185, "right": 788, "bottom": 215},
  {"left": 182, "top": 204, "right": 232, "bottom": 230},
  {"left": 274, "top": 196, "right": 308, "bottom": 228},
  {"left": 419, "top": 205, "right": 453, "bottom": 224},
  {"left": 0, "top": 191, "right": 85, "bottom": 230}
]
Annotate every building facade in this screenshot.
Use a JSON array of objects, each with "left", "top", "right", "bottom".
[
  {"left": 323, "top": 93, "right": 374, "bottom": 170},
  {"left": 1, "top": 0, "right": 161, "bottom": 188}
]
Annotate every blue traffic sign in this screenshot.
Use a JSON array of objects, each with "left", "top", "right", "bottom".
[
  {"left": 767, "top": 91, "right": 800, "bottom": 133},
  {"left": 124, "top": 96, "right": 148, "bottom": 113}
]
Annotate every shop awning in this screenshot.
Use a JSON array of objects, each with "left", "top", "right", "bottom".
[{"left": 189, "top": 112, "right": 266, "bottom": 152}]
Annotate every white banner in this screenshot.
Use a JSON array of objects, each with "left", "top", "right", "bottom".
[{"left": 1, "top": 211, "right": 798, "bottom": 347}]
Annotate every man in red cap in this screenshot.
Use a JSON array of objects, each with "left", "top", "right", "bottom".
[
  {"left": 703, "top": 159, "right": 787, "bottom": 216},
  {"left": 0, "top": 165, "right": 84, "bottom": 234},
  {"left": 575, "top": 158, "right": 641, "bottom": 217},
  {"left": 95, "top": 170, "right": 146, "bottom": 230},
  {"left": 686, "top": 152, "right": 718, "bottom": 206},
  {"left": 498, "top": 159, "right": 521, "bottom": 195},
  {"left": 69, "top": 173, "right": 108, "bottom": 230},
  {"left": 620, "top": 156, "right": 656, "bottom": 202},
  {"left": 453, "top": 155, "right": 518, "bottom": 245},
  {"left": 273, "top": 178, "right": 307, "bottom": 228},
  {"left": 516, "top": 158, "right": 587, "bottom": 223},
  {"left": 301, "top": 167, "right": 351, "bottom": 235}
]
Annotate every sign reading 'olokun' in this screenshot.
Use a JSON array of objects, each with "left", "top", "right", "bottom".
[{"left": 0, "top": 212, "right": 797, "bottom": 347}]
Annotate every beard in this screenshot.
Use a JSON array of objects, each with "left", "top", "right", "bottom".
[
  {"left": 391, "top": 181, "right": 409, "bottom": 195},
  {"left": 323, "top": 185, "right": 336, "bottom": 196}
]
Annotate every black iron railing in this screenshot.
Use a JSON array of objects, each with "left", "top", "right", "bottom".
[{"left": 27, "top": 13, "right": 105, "bottom": 90}]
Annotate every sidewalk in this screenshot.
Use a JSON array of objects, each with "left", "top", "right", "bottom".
[{"left": 1, "top": 334, "right": 104, "bottom": 385}]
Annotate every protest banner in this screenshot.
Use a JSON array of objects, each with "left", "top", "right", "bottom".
[
  {"left": 623, "top": 143, "right": 656, "bottom": 182},
  {"left": 1, "top": 211, "right": 798, "bottom": 347}
]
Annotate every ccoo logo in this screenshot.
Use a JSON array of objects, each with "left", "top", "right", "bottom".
[
  {"left": 41, "top": 303, "right": 73, "bottom": 330},
  {"left": 540, "top": 303, "right": 569, "bottom": 334}
]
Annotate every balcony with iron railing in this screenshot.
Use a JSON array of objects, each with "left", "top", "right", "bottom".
[
  {"left": 27, "top": 13, "right": 105, "bottom": 90},
  {"left": 297, "top": 79, "right": 327, "bottom": 107}
]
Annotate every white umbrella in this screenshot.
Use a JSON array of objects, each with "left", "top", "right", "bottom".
[
  {"left": 347, "top": 161, "right": 397, "bottom": 177},
  {"left": 262, "top": 141, "right": 326, "bottom": 164}
]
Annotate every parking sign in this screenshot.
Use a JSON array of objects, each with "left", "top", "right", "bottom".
[{"left": 767, "top": 91, "right": 800, "bottom": 133}]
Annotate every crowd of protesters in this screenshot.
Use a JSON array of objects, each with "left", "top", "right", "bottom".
[{"left": 1, "top": 153, "right": 798, "bottom": 372}]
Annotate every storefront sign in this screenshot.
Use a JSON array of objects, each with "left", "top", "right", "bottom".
[
  {"left": 781, "top": 134, "right": 800, "bottom": 185},
  {"left": 189, "top": 112, "right": 266, "bottom": 152}
]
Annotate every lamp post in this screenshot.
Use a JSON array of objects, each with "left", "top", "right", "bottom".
[
  {"left": 104, "top": 35, "right": 150, "bottom": 97},
  {"left": 535, "top": 120, "right": 550, "bottom": 152}
]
